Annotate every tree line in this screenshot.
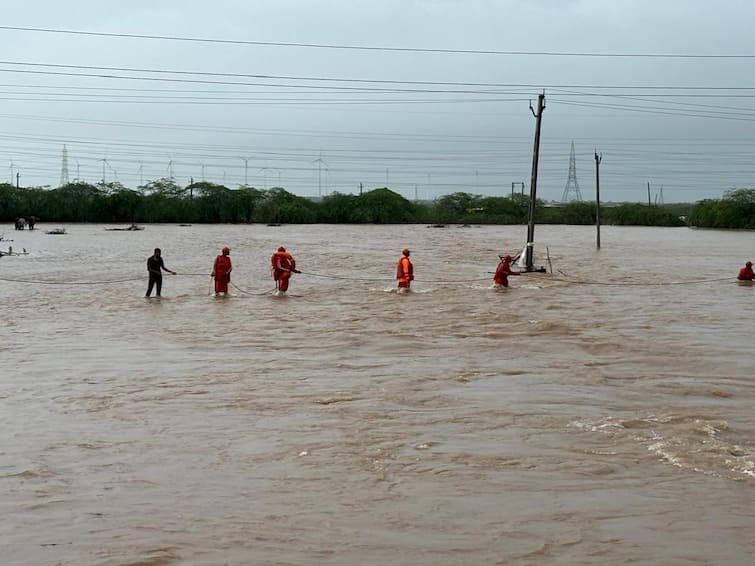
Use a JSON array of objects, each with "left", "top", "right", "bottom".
[
  {"left": 3, "top": 178, "right": 750, "bottom": 228},
  {"left": 687, "top": 188, "right": 755, "bottom": 229}
]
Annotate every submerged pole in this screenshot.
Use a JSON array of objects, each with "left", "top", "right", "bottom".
[
  {"left": 526, "top": 92, "right": 546, "bottom": 271},
  {"left": 595, "top": 151, "right": 602, "bottom": 249}
]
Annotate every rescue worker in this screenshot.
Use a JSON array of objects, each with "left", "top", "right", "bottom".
[
  {"left": 737, "top": 260, "right": 754, "bottom": 281},
  {"left": 146, "top": 247, "right": 176, "bottom": 297},
  {"left": 493, "top": 254, "right": 520, "bottom": 288},
  {"left": 211, "top": 246, "right": 233, "bottom": 295},
  {"left": 270, "top": 246, "right": 300, "bottom": 293},
  {"left": 396, "top": 248, "right": 414, "bottom": 292}
]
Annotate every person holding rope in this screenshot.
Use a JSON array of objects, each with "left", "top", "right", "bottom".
[
  {"left": 145, "top": 248, "right": 176, "bottom": 297},
  {"left": 493, "top": 254, "right": 520, "bottom": 288},
  {"left": 396, "top": 248, "right": 414, "bottom": 293},
  {"left": 737, "top": 260, "right": 754, "bottom": 281},
  {"left": 270, "top": 246, "right": 300, "bottom": 294},
  {"left": 211, "top": 246, "right": 233, "bottom": 296}
]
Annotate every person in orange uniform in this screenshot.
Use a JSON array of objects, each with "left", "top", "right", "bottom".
[
  {"left": 396, "top": 248, "right": 414, "bottom": 292},
  {"left": 493, "top": 254, "right": 520, "bottom": 288},
  {"left": 211, "top": 246, "right": 232, "bottom": 295},
  {"left": 737, "top": 260, "right": 754, "bottom": 281},
  {"left": 270, "top": 246, "right": 300, "bottom": 293}
]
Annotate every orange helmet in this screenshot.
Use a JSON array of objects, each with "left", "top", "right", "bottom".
[
  {"left": 402, "top": 248, "right": 410, "bottom": 256},
  {"left": 222, "top": 246, "right": 231, "bottom": 254},
  {"left": 278, "top": 246, "right": 286, "bottom": 252}
]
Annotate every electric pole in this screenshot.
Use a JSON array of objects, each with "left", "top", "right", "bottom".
[
  {"left": 526, "top": 92, "right": 546, "bottom": 272},
  {"left": 595, "top": 151, "right": 602, "bottom": 249}
]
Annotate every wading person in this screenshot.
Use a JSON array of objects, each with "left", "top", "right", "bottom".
[
  {"left": 270, "top": 246, "right": 300, "bottom": 294},
  {"left": 396, "top": 248, "right": 414, "bottom": 293},
  {"left": 493, "top": 254, "right": 520, "bottom": 288},
  {"left": 737, "top": 260, "right": 754, "bottom": 281},
  {"left": 211, "top": 246, "right": 233, "bottom": 296},
  {"left": 146, "top": 248, "right": 176, "bottom": 297}
]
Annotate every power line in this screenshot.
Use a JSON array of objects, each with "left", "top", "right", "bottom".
[
  {"left": 2, "top": 25, "right": 755, "bottom": 59},
  {"left": 2, "top": 61, "right": 755, "bottom": 92}
]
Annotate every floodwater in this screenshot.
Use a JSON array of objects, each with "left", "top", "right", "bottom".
[{"left": 1, "top": 222, "right": 753, "bottom": 565}]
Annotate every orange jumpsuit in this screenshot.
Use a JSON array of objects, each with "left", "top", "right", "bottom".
[
  {"left": 271, "top": 250, "right": 297, "bottom": 292},
  {"left": 737, "top": 266, "right": 754, "bottom": 281},
  {"left": 494, "top": 259, "right": 520, "bottom": 287},
  {"left": 212, "top": 255, "right": 232, "bottom": 294},
  {"left": 396, "top": 256, "right": 414, "bottom": 289}
]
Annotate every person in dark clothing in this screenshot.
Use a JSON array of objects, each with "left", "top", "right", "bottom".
[{"left": 146, "top": 248, "right": 176, "bottom": 297}]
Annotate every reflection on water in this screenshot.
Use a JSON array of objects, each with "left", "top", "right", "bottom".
[{"left": 1, "top": 223, "right": 753, "bottom": 565}]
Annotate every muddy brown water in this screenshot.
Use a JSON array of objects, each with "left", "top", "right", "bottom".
[{"left": 1, "top": 223, "right": 753, "bottom": 565}]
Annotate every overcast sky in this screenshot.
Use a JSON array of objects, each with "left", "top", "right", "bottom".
[{"left": 1, "top": 0, "right": 754, "bottom": 202}]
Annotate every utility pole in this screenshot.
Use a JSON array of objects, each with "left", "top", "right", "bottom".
[
  {"left": 511, "top": 181, "right": 524, "bottom": 198},
  {"left": 595, "top": 150, "right": 602, "bottom": 250},
  {"left": 526, "top": 92, "right": 546, "bottom": 272},
  {"left": 647, "top": 181, "right": 651, "bottom": 206},
  {"left": 16, "top": 171, "right": 19, "bottom": 188},
  {"left": 359, "top": 182, "right": 363, "bottom": 196},
  {"left": 238, "top": 156, "right": 253, "bottom": 186}
]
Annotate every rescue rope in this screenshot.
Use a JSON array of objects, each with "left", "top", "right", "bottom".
[
  {"left": 0, "top": 275, "right": 143, "bottom": 285},
  {"left": 0, "top": 271, "right": 737, "bottom": 288},
  {"left": 556, "top": 272, "right": 734, "bottom": 286},
  {"left": 0, "top": 272, "right": 213, "bottom": 285},
  {"left": 229, "top": 281, "right": 277, "bottom": 296},
  {"left": 298, "top": 270, "right": 489, "bottom": 284}
]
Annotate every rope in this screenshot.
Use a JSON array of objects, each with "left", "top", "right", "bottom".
[
  {"left": 299, "top": 270, "right": 488, "bottom": 284},
  {"left": 177, "top": 272, "right": 213, "bottom": 276},
  {"left": 0, "top": 270, "right": 736, "bottom": 288},
  {"left": 229, "top": 281, "right": 277, "bottom": 296},
  {"left": 0, "top": 275, "right": 143, "bottom": 285},
  {"left": 300, "top": 270, "right": 394, "bottom": 282},
  {"left": 556, "top": 273, "right": 734, "bottom": 286}
]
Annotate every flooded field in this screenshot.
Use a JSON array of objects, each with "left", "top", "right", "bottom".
[{"left": 1, "top": 223, "right": 753, "bottom": 565}]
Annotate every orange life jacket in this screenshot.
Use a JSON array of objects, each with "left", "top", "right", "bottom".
[
  {"left": 396, "top": 256, "right": 413, "bottom": 281},
  {"left": 271, "top": 251, "right": 295, "bottom": 273},
  {"left": 213, "top": 255, "right": 232, "bottom": 279}
]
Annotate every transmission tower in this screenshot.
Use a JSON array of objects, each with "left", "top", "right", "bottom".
[
  {"left": 561, "top": 141, "right": 583, "bottom": 202},
  {"left": 60, "top": 144, "right": 70, "bottom": 186}
]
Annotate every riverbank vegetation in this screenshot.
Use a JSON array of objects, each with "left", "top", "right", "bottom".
[
  {"left": 2, "top": 179, "right": 747, "bottom": 228},
  {"left": 688, "top": 189, "right": 755, "bottom": 229}
]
